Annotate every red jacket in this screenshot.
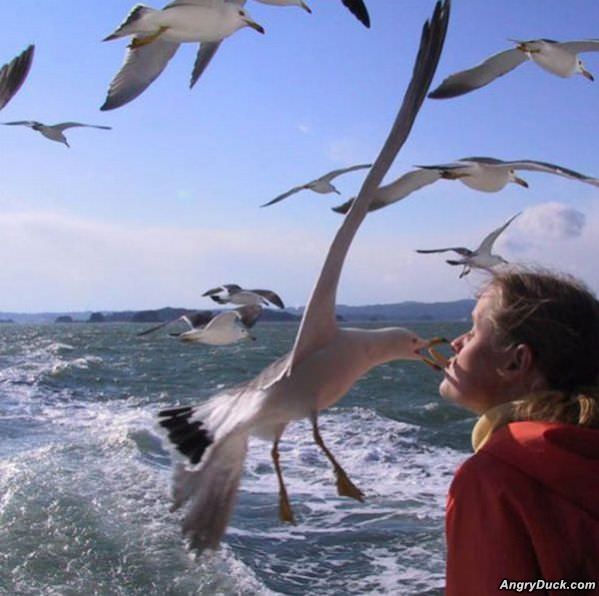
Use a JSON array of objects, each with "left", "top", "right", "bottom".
[{"left": 446, "top": 421, "right": 599, "bottom": 596}]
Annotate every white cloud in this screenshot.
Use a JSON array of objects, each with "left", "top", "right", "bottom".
[{"left": 511, "top": 202, "right": 586, "bottom": 246}]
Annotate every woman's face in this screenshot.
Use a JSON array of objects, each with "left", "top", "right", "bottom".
[{"left": 439, "top": 288, "right": 515, "bottom": 414}]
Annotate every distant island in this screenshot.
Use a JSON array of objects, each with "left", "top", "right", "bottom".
[{"left": 0, "top": 299, "right": 475, "bottom": 325}]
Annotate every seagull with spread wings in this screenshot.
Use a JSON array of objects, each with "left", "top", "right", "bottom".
[
  {"left": 429, "top": 38, "right": 599, "bottom": 99},
  {"left": 101, "top": 0, "right": 265, "bottom": 111},
  {"left": 261, "top": 164, "right": 372, "bottom": 207},
  {"left": 333, "top": 157, "right": 599, "bottom": 214},
  {"left": 0, "top": 45, "right": 34, "bottom": 111},
  {"left": 138, "top": 305, "right": 263, "bottom": 345},
  {"left": 417, "top": 212, "right": 520, "bottom": 278},
  {"left": 202, "top": 284, "right": 285, "bottom": 309},
  {"left": 157, "top": 0, "right": 450, "bottom": 554},
  {"left": 2, "top": 121, "right": 111, "bottom": 147}
]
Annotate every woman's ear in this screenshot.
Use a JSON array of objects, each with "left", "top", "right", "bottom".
[{"left": 506, "top": 343, "right": 534, "bottom": 373}]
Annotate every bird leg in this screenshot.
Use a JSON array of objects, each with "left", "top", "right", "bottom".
[
  {"left": 271, "top": 439, "right": 296, "bottom": 524},
  {"left": 516, "top": 42, "right": 540, "bottom": 54},
  {"left": 129, "top": 27, "right": 169, "bottom": 49},
  {"left": 311, "top": 414, "right": 364, "bottom": 502}
]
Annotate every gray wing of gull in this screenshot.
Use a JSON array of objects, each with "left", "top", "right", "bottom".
[
  {"left": 500, "top": 160, "right": 599, "bottom": 187},
  {"left": 137, "top": 310, "right": 215, "bottom": 336},
  {"left": 3, "top": 120, "right": 38, "bottom": 127},
  {"left": 341, "top": 0, "right": 370, "bottom": 28},
  {"left": 428, "top": 48, "right": 526, "bottom": 99},
  {"left": 52, "top": 122, "right": 112, "bottom": 131},
  {"left": 261, "top": 183, "right": 310, "bottom": 207},
  {"left": 476, "top": 212, "right": 520, "bottom": 254},
  {"left": 190, "top": 42, "right": 222, "bottom": 88},
  {"left": 235, "top": 304, "right": 263, "bottom": 328},
  {"left": 273, "top": 0, "right": 450, "bottom": 383},
  {"left": 185, "top": 311, "right": 216, "bottom": 328},
  {"left": 202, "top": 284, "right": 241, "bottom": 297},
  {"left": 558, "top": 40, "right": 599, "bottom": 53},
  {"left": 319, "top": 163, "right": 372, "bottom": 183},
  {"left": 416, "top": 246, "right": 472, "bottom": 256},
  {"left": 101, "top": 39, "right": 179, "bottom": 111},
  {"left": 0, "top": 45, "right": 34, "bottom": 111},
  {"left": 201, "top": 310, "right": 243, "bottom": 334},
  {"left": 249, "top": 289, "right": 285, "bottom": 309},
  {"left": 332, "top": 168, "right": 442, "bottom": 214}
]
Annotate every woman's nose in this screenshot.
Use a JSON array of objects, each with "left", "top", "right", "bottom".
[{"left": 451, "top": 335, "right": 464, "bottom": 353}]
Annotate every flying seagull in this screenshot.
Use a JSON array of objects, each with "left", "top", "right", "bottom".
[
  {"left": 261, "top": 164, "right": 372, "bottom": 207},
  {"left": 138, "top": 305, "right": 263, "bottom": 345},
  {"left": 332, "top": 157, "right": 599, "bottom": 214},
  {"left": 157, "top": 0, "right": 450, "bottom": 554},
  {"left": 429, "top": 38, "right": 599, "bottom": 99},
  {"left": 417, "top": 212, "right": 520, "bottom": 278},
  {"left": 101, "top": 0, "right": 265, "bottom": 111},
  {"left": 202, "top": 284, "right": 285, "bottom": 309},
  {"left": 0, "top": 45, "right": 34, "bottom": 111},
  {"left": 2, "top": 121, "right": 111, "bottom": 147}
]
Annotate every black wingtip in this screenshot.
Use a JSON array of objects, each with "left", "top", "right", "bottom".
[{"left": 158, "top": 406, "right": 214, "bottom": 465}]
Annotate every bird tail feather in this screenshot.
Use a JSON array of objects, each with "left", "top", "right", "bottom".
[{"left": 171, "top": 433, "right": 248, "bottom": 552}]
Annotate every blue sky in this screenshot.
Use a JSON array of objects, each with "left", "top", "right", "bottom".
[{"left": 1, "top": 0, "right": 598, "bottom": 312}]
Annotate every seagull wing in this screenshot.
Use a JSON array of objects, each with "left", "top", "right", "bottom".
[
  {"left": 319, "top": 163, "right": 373, "bottom": 183},
  {"left": 190, "top": 42, "right": 222, "bottom": 88},
  {"left": 202, "top": 310, "right": 240, "bottom": 333},
  {"left": 428, "top": 48, "right": 526, "bottom": 99},
  {"left": 332, "top": 168, "right": 441, "bottom": 214},
  {"left": 250, "top": 289, "right": 285, "bottom": 309},
  {"left": 504, "top": 160, "right": 599, "bottom": 187},
  {"left": 341, "top": 0, "right": 370, "bottom": 28},
  {"left": 137, "top": 316, "right": 183, "bottom": 337},
  {"left": 101, "top": 39, "right": 180, "bottom": 111},
  {"left": 3, "top": 120, "right": 37, "bottom": 127},
  {"left": 53, "top": 122, "right": 112, "bottom": 131},
  {"left": 202, "top": 284, "right": 238, "bottom": 297},
  {"left": 260, "top": 184, "right": 309, "bottom": 207},
  {"left": 186, "top": 310, "right": 216, "bottom": 329},
  {"left": 277, "top": 0, "right": 450, "bottom": 380},
  {"left": 0, "top": 45, "right": 34, "bottom": 111},
  {"left": 558, "top": 40, "right": 599, "bottom": 54},
  {"left": 476, "top": 212, "right": 520, "bottom": 255},
  {"left": 416, "top": 246, "right": 472, "bottom": 256},
  {"left": 235, "top": 304, "right": 263, "bottom": 328}
]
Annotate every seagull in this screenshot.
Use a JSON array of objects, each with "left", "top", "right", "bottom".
[
  {"left": 429, "top": 38, "right": 599, "bottom": 99},
  {"left": 157, "top": 0, "right": 450, "bottom": 553},
  {"left": 137, "top": 305, "right": 263, "bottom": 345},
  {"left": 202, "top": 284, "right": 285, "bottom": 309},
  {"left": 2, "top": 121, "right": 111, "bottom": 147},
  {"left": 332, "top": 157, "right": 599, "bottom": 214},
  {"left": 101, "top": 0, "right": 265, "bottom": 110},
  {"left": 261, "top": 164, "right": 372, "bottom": 207},
  {"left": 416, "top": 212, "right": 520, "bottom": 278},
  {"left": 0, "top": 45, "right": 34, "bottom": 111}
]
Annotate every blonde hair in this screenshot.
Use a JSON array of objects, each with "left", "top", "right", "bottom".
[{"left": 482, "top": 268, "right": 599, "bottom": 428}]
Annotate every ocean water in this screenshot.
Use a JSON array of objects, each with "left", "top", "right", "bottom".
[{"left": 0, "top": 321, "right": 474, "bottom": 596}]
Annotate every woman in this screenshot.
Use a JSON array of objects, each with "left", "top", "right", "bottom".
[{"left": 440, "top": 268, "right": 599, "bottom": 595}]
